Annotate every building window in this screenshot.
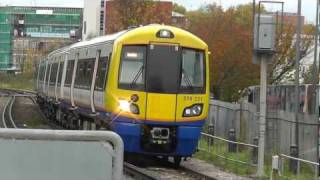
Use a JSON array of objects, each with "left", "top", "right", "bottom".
[{"left": 101, "top": 0, "right": 104, "bottom": 8}]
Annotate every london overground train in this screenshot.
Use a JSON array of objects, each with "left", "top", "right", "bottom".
[{"left": 36, "top": 24, "right": 210, "bottom": 165}]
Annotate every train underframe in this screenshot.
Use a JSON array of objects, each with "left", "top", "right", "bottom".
[{"left": 37, "top": 95, "right": 202, "bottom": 166}]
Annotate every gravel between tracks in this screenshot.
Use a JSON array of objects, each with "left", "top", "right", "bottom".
[
  {"left": 181, "top": 158, "right": 251, "bottom": 180},
  {"left": 12, "top": 97, "right": 49, "bottom": 129},
  {"left": 125, "top": 155, "right": 251, "bottom": 180}
]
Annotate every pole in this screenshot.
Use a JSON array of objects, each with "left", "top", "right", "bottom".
[
  {"left": 257, "top": 55, "right": 268, "bottom": 177},
  {"left": 316, "top": 0, "right": 320, "bottom": 175},
  {"left": 293, "top": 0, "right": 302, "bottom": 158}
]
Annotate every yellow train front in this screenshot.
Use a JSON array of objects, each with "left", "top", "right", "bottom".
[
  {"left": 107, "top": 25, "right": 210, "bottom": 162},
  {"left": 37, "top": 25, "right": 209, "bottom": 164}
]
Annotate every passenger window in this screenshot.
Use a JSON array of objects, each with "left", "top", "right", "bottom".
[
  {"left": 75, "top": 60, "right": 84, "bottom": 88},
  {"left": 86, "top": 60, "right": 94, "bottom": 88},
  {"left": 65, "top": 60, "right": 74, "bottom": 87},
  {"left": 74, "top": 59, "right": 95, "bottom": 90},
  {"left": 45, "top": 63, "right": 51, "bottom": 84},
  {"left": 95, "top": 56, "right": 108, "bottom": 91},
  {"left": 57, "top": 59, "right": 64, "bottom": 86},
  {"left": 50, "top": 62, "right": 58, "bottom": 86}
]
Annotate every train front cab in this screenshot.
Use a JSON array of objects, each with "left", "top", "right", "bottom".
[{"left": 106, "top": 26, "right": 210, "bottom": 162}]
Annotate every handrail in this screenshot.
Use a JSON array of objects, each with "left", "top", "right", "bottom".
[
  {"left": 280, "top": 154, "right": 319, "bottom": 166},
  {"left": 201, "top": 132, "right": 259, "bottom": 148}
]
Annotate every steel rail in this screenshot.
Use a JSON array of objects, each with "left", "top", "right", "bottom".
[
  {"left": 124, "top": 162, "right": 160, "bottom": 180},
  {"left": 2, "top": 97, "right": 12, "bottom": 128},
  {"left": 8, "top": 96, "right": 17, "bottom": 128},
  {"left": 2, "top": 96, "right": 17, "bottom": 128}
]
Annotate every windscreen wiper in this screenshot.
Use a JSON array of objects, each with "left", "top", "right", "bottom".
[
  {"left": 182, "top": 69, "right": 193, "bottom": 89},
  {"left": 130, "top": 65, "right": 144, "bottom": 88}
]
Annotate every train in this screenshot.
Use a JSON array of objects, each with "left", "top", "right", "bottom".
[{"left": 36, "top": 24, "right": 210, "bottom": 165}]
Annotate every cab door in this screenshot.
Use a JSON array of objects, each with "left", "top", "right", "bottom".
[{"left": 145, "top": 44, "right": 180, "bottom": 123}]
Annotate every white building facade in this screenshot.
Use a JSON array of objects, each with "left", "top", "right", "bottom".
[{"left": 82, "top": 0, "right": 105, "bottom": 41}]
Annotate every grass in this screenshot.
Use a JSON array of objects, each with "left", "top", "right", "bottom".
[
  {"left": 195, "top": 138, "right": 317, "bottom": 179},
  {"left": 195, "top": 138, "right": 257, "bottom": 176},
  {"left": 0, "top": 73, "right": 36, "bottom": 91}
]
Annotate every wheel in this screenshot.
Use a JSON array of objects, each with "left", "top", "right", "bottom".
[{"left": 174, "top": 156, "right": 181, "bottom": 168}]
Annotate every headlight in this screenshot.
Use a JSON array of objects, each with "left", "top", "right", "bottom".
[
  {"left": 118, "top": 100, "right": 140, "bottom": 114},
  {"left": 156, "top": 29, "right": 174, "bottom": 38},
  {"left": 130, "top": 103, "right": 140, "bottom": 114},
  {"left": 119, "top": 100, "right": 130, "bottom": 112},
  {"left": 183, "top": 104, "right": 203, "bottom": 117}
]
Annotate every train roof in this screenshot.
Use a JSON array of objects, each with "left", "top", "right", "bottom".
[
  {"left": 69, "top": 30, "right": 129, "bottom": 49},
  {"left": 47, "top": 24, "right": 208, "bottom": 57}
]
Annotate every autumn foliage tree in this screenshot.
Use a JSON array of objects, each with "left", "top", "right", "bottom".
[
  {"left": 187, "top": 3, "right": 315, "bottom": 101},
  {"left": 106, "top": 0, "right": 172, "bottom": 34},
  {"left": 187, "top": 4, "right": 260, "bottom": 101}
]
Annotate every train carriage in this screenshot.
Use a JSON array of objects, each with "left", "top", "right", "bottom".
[{"left": 37, "top": 24, "right": 210, "bottom": 165}]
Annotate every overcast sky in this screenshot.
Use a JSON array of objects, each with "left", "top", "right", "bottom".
[{"left": 1, "top": 0, "right": 317, "bottom": 23}]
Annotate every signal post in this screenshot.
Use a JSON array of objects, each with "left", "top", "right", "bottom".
[{"left": 253, "top": 1, "right": 283, "bottom": 177}]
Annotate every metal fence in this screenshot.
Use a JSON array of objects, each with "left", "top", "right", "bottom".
[
  {"left": 198, "top": 133, "right": 258, "bottom": 169},
  {"left": 279, "top": 154, "right": 319, "bottom": 180},
  {"left": 207, "top": 99, "right": 318, "bottom": 162},
  {"left": 0, "top": 129, "right": 124, "bottom": 180}
]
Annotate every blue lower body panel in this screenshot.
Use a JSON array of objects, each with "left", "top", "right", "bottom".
[{"left": 112, "top": 121, "right": 202, "bottom": 157}]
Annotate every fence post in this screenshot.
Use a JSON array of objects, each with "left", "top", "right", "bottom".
[
  {"left": 228, "top": 129, "right": 236, "bottom": 152},
  {"left": 289, "top": 144, "right": 298, "bottom": 174},
  {"left": 271, "top": 155, "right": 279, "bottom": 180},
  {"left": 315, "top": 164, "right": 318, "bottom": 180},
  {"left": 252, "top": 136, "right": 259, "bottom": 164},
  {"left": 208, "top": 124, "right": 214, "bottom": 145}
]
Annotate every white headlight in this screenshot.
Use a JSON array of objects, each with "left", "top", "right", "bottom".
[
  {"left": 160, "top": 30, "right": 169, "bottom": 37},
  {"left": 119, "top": 100, "right": 130, "bottom": 112},
  {"left": 183, "top": 104, "right": 203, "bottom": 117}
]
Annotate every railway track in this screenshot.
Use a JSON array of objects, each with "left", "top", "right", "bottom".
[
  {"left": 0, "top": 88, "right": 37, "bottom": 129},
  {"left": 1, "top": 95, "right": 17, "bottom": 128},
  {"left": 124, "top": 155, "right": 216, "bottom": 180}
]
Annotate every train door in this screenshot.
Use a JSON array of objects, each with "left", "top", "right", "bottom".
[{"left": 145, "top": 44, "right": 180, "bottom": 123}]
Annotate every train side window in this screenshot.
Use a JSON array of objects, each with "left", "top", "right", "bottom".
[
  {"left": 49, "top": 63, "right": 54, "bottom": 85},
  {"left": 74, "top": 59, "right": 83, "bottom": 88},
  {"left": 39, "top": 64, "right": 44, "bottom": 82},
  {"left": 45, "top": 63, "right": 51, "bottom": 84},
  {"left": 86, "top": 59, "right": 94, "bottom": 89},
  {"left": 95, "top": 56, "right": 108, "bottom": 91},
  {"left": 74, "top": 59, "right": 94, "bottom": 90},
  {"left": 65, "top": 60, "right": 74, "bottom": 87},
  {"left": 50, "top": 62, "right": 58, "bottom": 86},
  {"left": 57, "top": 59, "right": 64, "bottom": 86}
]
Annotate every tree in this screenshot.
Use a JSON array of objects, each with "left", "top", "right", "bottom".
[
  {"left": 187, "top": 4, "right": 260, "bottom": 101},
  {"left": 268, "top": 24, "right": 315, "bottom": 84},
  {"left": 173, "top": 3, "right": 186, "bottom": 14},
  {"left": 187, "top": 3, "right": 315, "bottom": 101},
  {"left": 106, "top": 0, "right": 172, "bottom": 34}
]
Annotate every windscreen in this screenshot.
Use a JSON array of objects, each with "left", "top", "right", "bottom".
[
  {"left": 146, "top": 44, "right": 180, "bottom": 94},
  {"left": 118, "top": 45, "right": 146, "bottom": 90},
  {"left": 118, "top": 45, "right": 205, "bottom": 94},
  {"left": 180, "top": 48, "right": 205, "bottom": 93}
]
